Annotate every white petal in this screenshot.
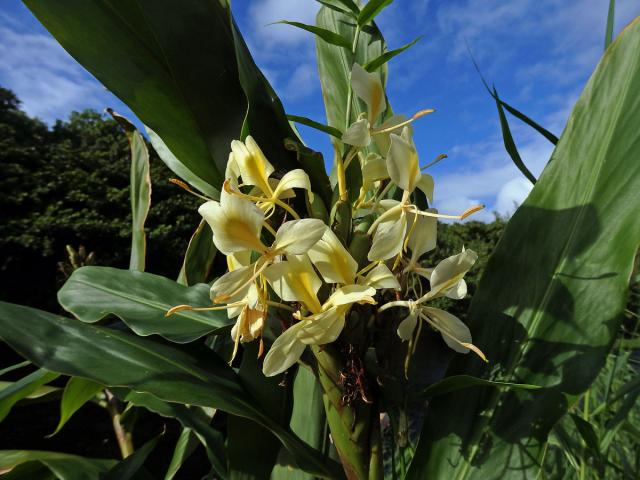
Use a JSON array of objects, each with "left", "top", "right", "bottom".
[
  {"left": 351, "top": 63, "right": 386, "bottom": 123},
  {"left": 386, "top": 128, "right": 421, "bottom": 193},
  {"left": 368, "top": 209, "right": 407, "bottom": 261},
  {"left": 406, "top": 209, "right": 437, "bottom": 266},
  {"left": 342, "top": 118, "right": 371, "bottom": 147},
  {"left": 199, "top": 190, "right": 266, "bottom": 255},
  {"left": 428, "top": 249, "right": 478, "bottom": 298},
  {"left": 362, "top": 152, "right": 388, "bottom": 187},
  {"left": 210, "top": 266, "right": 254, "bottom": 305},
  {"left": 444, "top": 279, "right": 467, "bottom": 300},
  {"left": 272, "top": 169, "right": 314, "bottom": 202},
  {"left": 225, "top": 152, "right": 241, "bottom": 187},
  {"left": 227, "top": 251, "right": 252, "bottom": 271},
  {"left": 262, "top": 322, "right": 307, "bottom": 377},
  {"left": 397, "top": 312, "right": 418, "bottom": 341},
  {"left": 416, "top": 174, "right": 434, "bottom": 204},
  {"left": 273, "top": 219, "right": 327, "bottom": 255},
  {"left": 264, "top": 255, "right": 322, "bottom": 314},
  {"left": 327, "top": 284, "right": 376, "bottom": 307},
  {"left": 297, "top": 307, "right": 345, "bottom": 345},
  {"left": 307, "top": 228, "right": 358, "bottom": 285},
  {"left": 423, "top": 307, "right": 471, "bottom": 354},
  {"left": 373, "top": 114, "right": 410, "bottom": 155},
  {"left": 361, "top": 263, "right": 400, "bottom": 290},
  {"left": 231, "top": 136, "right": 274, "bottom": 195}
]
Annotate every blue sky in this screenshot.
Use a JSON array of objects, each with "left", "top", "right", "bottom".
[{"left": 1, "top": 0, "right": 638, "bottom": 221}]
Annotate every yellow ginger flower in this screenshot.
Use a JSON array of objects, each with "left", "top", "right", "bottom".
[{"left": 380, "top": 248, "right": 486, "bottom": 361}]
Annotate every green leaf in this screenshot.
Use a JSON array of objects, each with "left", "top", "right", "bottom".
[
  {"left": 0, "top": 302, "right": 342, "bottom": 479},
  {"left": 23, "top": 0, "right": 250, "bottom": 193},
  {"left": 407, "top": 18, "right": 640, "bottom": 479},
  {"left": 58, "top": 266, "right": 231, "bottom": 343},
  {"left": 277, "top": 21, "right": 352, "bottom": 49},
  {"left": 605, "top": 0, "right": 616, "bottom": 50},
  {"left": 0, "top": 450, "right": 115, "bottom": 480},
  {"left": 163, "top": 428, "right": 200, "bottom": 480},
  {"left": 364, "top": 35, "right": 422, "bottom": 72},
  {"left": 287, "top": 114, "right": 344, "bottom": 139},
  {"left": 272, "top": 366, "right": 330, "bottom": 480},
  {"left": 0, "top": 360, "right": 30, "bottom": 378},
  {"left": 0, "top": 369, "right": 59, "bottom": 422},
  {"left": 50, "top": 377, "right": 103, "bottom": 436},
  {"left": 103, "top": 435, "right": 158, "bottom": 480},
  {"left": 107, "top": 109, "right": 152, "bottom": 272},
  {"left": 316, "top": 0, "right": 359, "bottom": 15},
  {"left": 123, "top": 391, "right": 227, "bottom": 480},
  {"left": 412, "top": 375, "right": 541, "bottom": 401},
  {"left": 493, "top": 87, "right": 537, "bottom": 184},
  {"left": 177, "top": 220, "right": 217, "bottom": 286},
  {"left": 357, "top": 0, "right": 393, "bottom": 27}
]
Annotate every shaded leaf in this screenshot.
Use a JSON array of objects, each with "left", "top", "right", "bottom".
[
  {"left": 357, "top": 0, "right": 393, "bottom": 27},
  {"left": 287, "top": 114, "right": 344, "bottom": 139},
  {"left": 103, "top": 435, "right": 159, "bottom": 480},
  {"left": 50, "top": 377, "right": 103, "bottom": 436},
  {"left": 177, "top": 220, "right": 217, "bottom": 286},
  {"left": 277, "top": 21, "right": 352, "bottom": 49},
  {"left": 407, "top": 18, "right": 640, "bottom": 479},
  {"left": 0, "top": 450, "right": 115, "bottom": 480},
  {"left": 412, "top": 375, "right": 541, "bottom": 401},
  {"left": 0, "top": 369, "right": 59, "bottom": 422}
]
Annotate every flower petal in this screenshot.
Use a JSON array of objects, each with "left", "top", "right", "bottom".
[
  {"left": 264, "top": 255, "right": 322, "bottom": 314},
  {"left": 406, "top": 209, "right": 437, "bottom": 267},
  {"left": 327, "top": 284, "right": 376, "bottom": 307},
  {"left": 262, "top": 322, "right": 307, "bottom": 377},
  {"left": 362, "top": 152, "right": 388, "bottom": 188},
  {"left": 373, "top": 114, "right": 409, "bottom": 155},
  {"left": 307, "top": 228, "right": 358, "bottom": 285},
  {"left": 231, "top": 136, "right": 274, "bottom": 196},
  {"left": 199, "top": 189, "right": 266, "bottom": 255},
  {"left": 416, "top": 173, "right": 434, "bottom": 204},
  {"left": 342, "top": 118, "right": 371, "bottom": 147},
  {"left": 273, "top": 219, "right": 327, "bottom": 255},
  {"left": 210, "top": 266, "right": 254, "bottom": 306},
  {"left": 427, "top": 249, "right": 477, "bottom": 299},
  {"left": 397, "top": 312, "right": 418, "bottom": 341},
  {"left": 386, "top": 127, "right": 421, "bottom": 193},
  {"left": 351, "top": 63, "right": 386, "bottom": 123},
  {"left": 297, "top": 307, "right": 345, "bottom": 345},
  {"left": 272, "top": 169, "right": 314, "bottom": 203},
  {"left": 423, "top": 307, "right": 472, "bottom": 354},
  {"left": 361, "top": 263, "right": 400, "bottom": 290},
  {"left": 368, "top": 209, "right": 407, "bottom": 261}
]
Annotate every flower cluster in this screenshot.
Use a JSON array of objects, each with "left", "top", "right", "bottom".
[{"left": 168, "top": 63, "right": 485, "bottom": 377}]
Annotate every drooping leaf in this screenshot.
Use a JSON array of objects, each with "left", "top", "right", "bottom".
[
  {"left": 407, "top": 18, "right": 640, "bottom": 479},
  {"left": 493, "top": 87, "right": 537, "bottom": 184},
  {"left": 102, "top": 435, "right": 158, "bottom": 480},
  {"left": 123, "top": 391, "right": 226, "bottom": 480},
  {"left": 287, "top": 114, "right": 344, "bottom": 139},
  {"left": 0, "top": 369, "right": 59, "bottom": 422},
  {"left": 163, "top": 428, "right": 200, "bottom": 480},
  {"left": 177, "top": 220, "right": 217, "bottom": 286},
  {"left": 357, "top": 0, "right": 393, "bottom": 27},
  {"left": 107, "top": 109, "right": 151, "bottom": 272},
  {"left": 277, "top": 21, "right": 352, "bottom": 49},
  {"left": 0, "top": 450, "right": 115, "bottom": 480},
  {"left": 0, "top": 302, "right": 342, "bottom": 479},
  {"left": 58, "top": 266, "right": 231, "bottom": 343},
  {"left": 364, "top": 35, "right": 422, "bottom": 72},
  {"left": 0, "top": 360, "right": 31, "bottom": 378},
  {"left": 50, "top": 377, "right": 103, "bottom": 436},
  {"left": 316, "top": 0, "right": 359, "bottom": 15},
  {"left": 411, "top": 375, "right": 541, "bottom": 401}
]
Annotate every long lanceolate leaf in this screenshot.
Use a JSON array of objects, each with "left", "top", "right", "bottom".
[
  {"left": 107, "top": 109, "right": 151, "bottom": 272},
  {"left": 605, "top": 0, "right": 616, "bottom": 50},
  {"left": 0, "top": 302, "right": 343, "bottom": 479},
  {"left": 408, "top": 18, "right": 640, "bottom": 479},
  {"left": 58, "top": 266, "right": 232, "bottom": 343}
]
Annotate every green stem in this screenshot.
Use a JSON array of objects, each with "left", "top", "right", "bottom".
[
  {"left": 312, "top": 345, "right": 372, "bottom": 480},
  {"left": 105, "top": 390, "right": 134, "bottom": 459}
]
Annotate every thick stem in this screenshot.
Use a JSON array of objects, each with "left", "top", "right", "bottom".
[
  {"left": 312, "top": 345, "right": 372, "bottom": 480},
  {"left": 105, "top": 389, "right": 134, "bottom": 459}
]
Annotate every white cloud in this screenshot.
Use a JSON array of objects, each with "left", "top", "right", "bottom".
[
  {"left": 279, "top": 62, "right": 318, "bottom": 101},
  {"left": 248, "top": 0, "right": 319, "bottom": 47},
  {"left": 0, "top": 24, "right": 108, "bottom": 122}
]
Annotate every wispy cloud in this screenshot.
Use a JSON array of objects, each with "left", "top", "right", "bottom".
[{"left": 0, "top": 22, "right": 112, "bottom": 123}]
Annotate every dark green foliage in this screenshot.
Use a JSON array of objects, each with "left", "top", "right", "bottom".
[{"left": 0, "top": 87, "right": 199, "bottom": 311}]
